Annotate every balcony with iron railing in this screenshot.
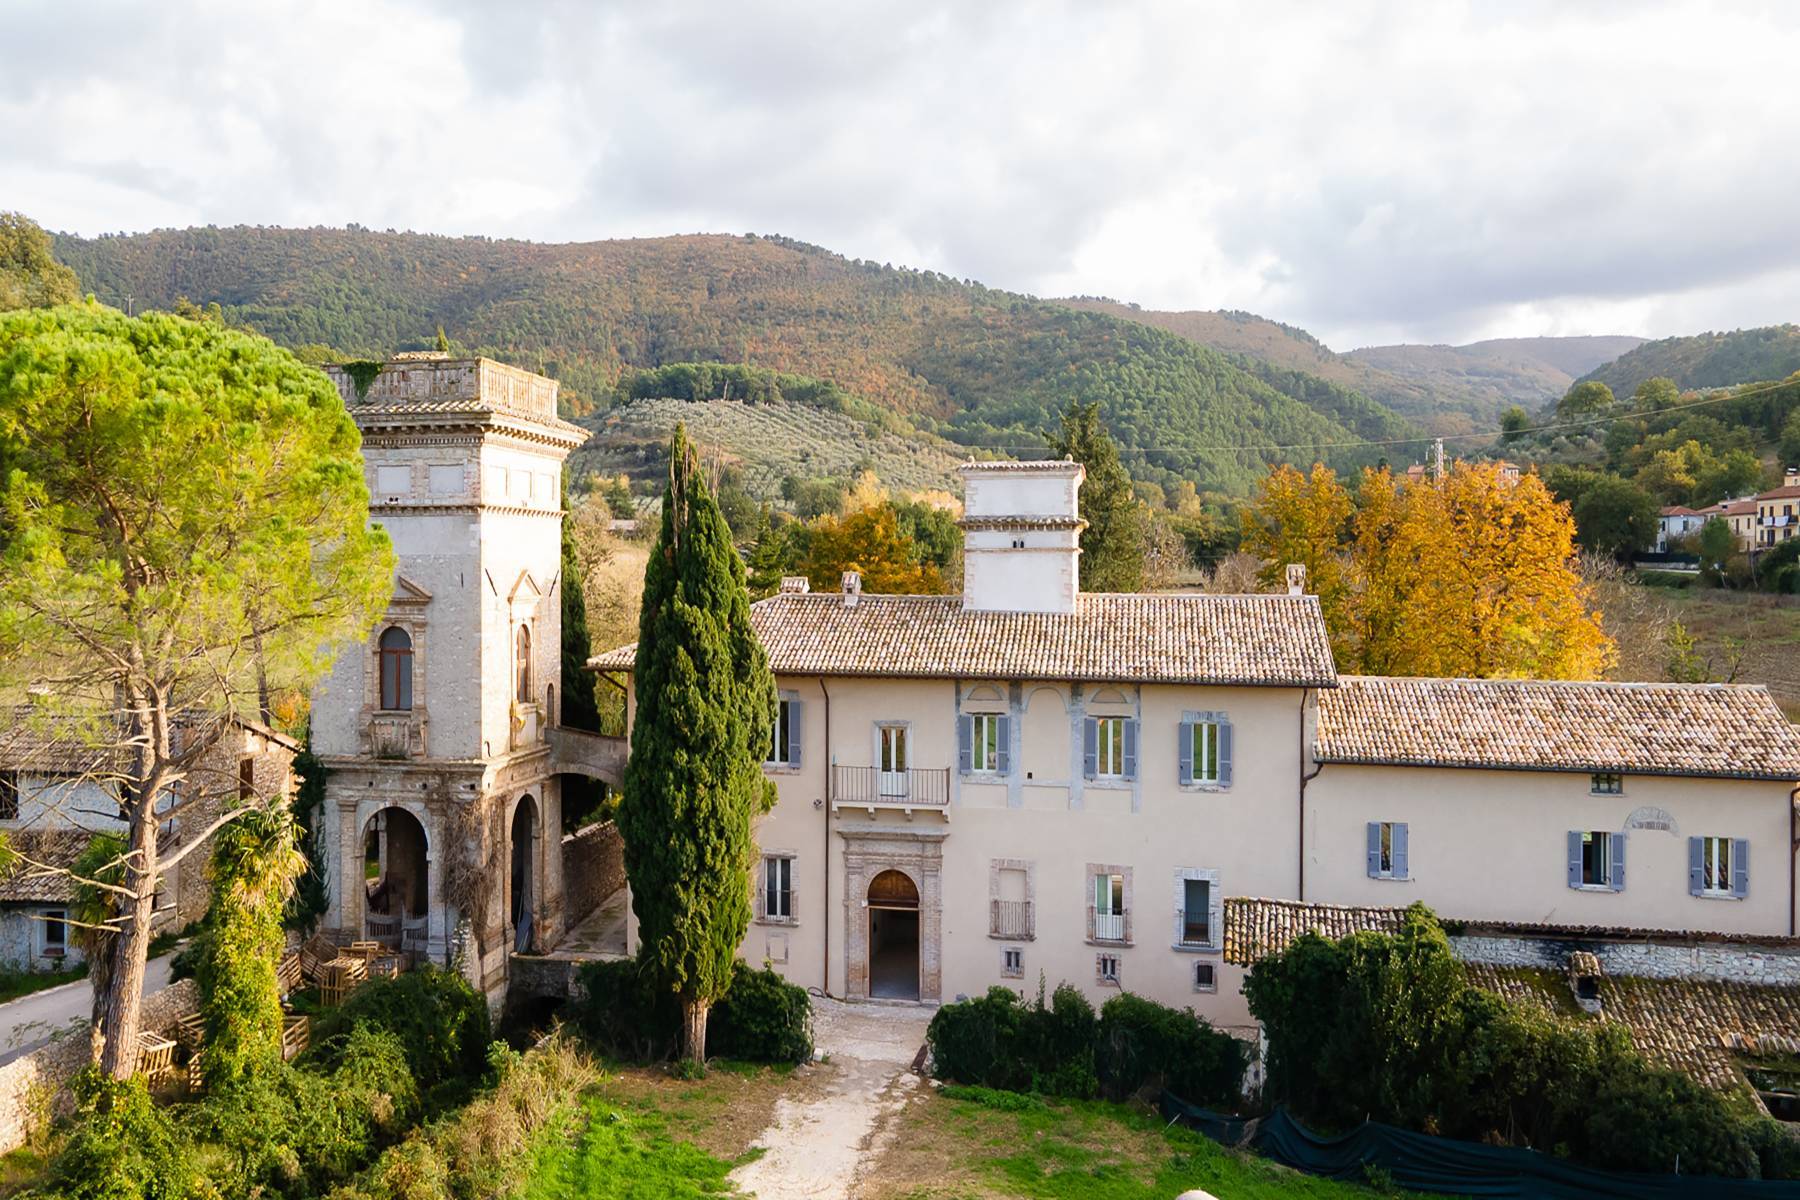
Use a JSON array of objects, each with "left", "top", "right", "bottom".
[
  {"left": 830, "top": 765, "right": 951, "bottom": 818},
  {"left": 1087, "top": 906, "right": 1130, "bottom": 945},
  {"left": 990, "top": 899, "right": 1034, "bottom": 940}
]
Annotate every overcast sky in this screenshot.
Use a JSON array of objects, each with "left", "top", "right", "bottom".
[{"left": 4, "top": 1, "right": 1797, "bottom": 349}]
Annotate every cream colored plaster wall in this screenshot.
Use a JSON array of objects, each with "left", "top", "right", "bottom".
[
  {"left": 736, "top": 672, "right": 1307, "bottom": 1023},
  {"left": 1306, "top": 764, "right": 1796, "bottom": 936}
]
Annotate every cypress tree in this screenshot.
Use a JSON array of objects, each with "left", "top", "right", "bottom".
[
  {"left": 1049, "top": 401, "right": 1147, "bottom": 592},
  {"left": 560, "top": 479, "right": 601, "bottom": 732},
  {"left": 618, "top": 425, "right": 776, "bottom": 1065}
]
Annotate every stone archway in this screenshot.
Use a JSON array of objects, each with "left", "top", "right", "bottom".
[
  {"left": 842, "top": 827, "right": 945, "bottom": 1002},
  {"left": 510, "top": 794, "right": 539, "bottom": 952},
  {"left": 362, "top": 806, "right": 429, "bottom": 950}
]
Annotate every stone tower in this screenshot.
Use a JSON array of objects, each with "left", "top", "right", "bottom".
[{"left": 310, "top": 354, "right": 589, "bottom": 1000}]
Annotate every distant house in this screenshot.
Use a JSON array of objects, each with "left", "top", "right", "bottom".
[
  {"left": 1656, "top": 505, "right": 1706, "bottom": 551},
  {"left": 1711, "top": 496, "right": 1762, "bottom": 552},
  {"left": 1757, "top": 472, "right": 1800, "bottom": 548}
]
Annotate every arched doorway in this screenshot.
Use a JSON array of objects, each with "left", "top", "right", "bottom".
[
  {"left": 362, "top": 806, "right": 428, "bottom": 951},
  {"left": 510, "top": 794, "right": 538, "bottom": 952},
  {"left": 867, "top": 869, "right": 920, "bottom": 1000}
]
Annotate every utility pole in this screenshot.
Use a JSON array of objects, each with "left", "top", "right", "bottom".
[{"left": 1432, "top": 437, "right": 1445, "bottom": 480}]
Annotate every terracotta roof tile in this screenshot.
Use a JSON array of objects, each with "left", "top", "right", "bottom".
[
  {"left": 0, "top": 828, "right": 93, "bottom": 903},
  {"left": 1315, "top": 676, "right": 1800, "bottom": 780},
  {"left": 1222, "top": 897, "right": 1409, "bottom": 965},
  {"left": 591, "top": 592, "right": 1338, "bottom": 686}
]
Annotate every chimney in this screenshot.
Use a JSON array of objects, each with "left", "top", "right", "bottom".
[
  {"left": 1567, "top": 951, "right": 1603, "bottom": 1015},
  {"left": 841, "top": 570, "right": 862, "bottom": 607},
  {"left": 778, "top": 576, "right": 810, "bottom": 595},
  {"left": 1285, "top": 563, "right": 1308, "bottom": 596}
]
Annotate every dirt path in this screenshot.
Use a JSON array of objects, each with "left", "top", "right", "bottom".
[{"left": 730, "top": 999, "right": 933, "bottom": 1200}]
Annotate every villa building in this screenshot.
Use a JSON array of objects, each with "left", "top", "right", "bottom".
[{"left": 591, "top": 458, "right": 1800, "bottom": 1025}]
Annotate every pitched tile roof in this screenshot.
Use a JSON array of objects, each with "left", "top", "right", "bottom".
[
  {"left": 1315, "top": 676, "right": 1800, "bottom": 780},
  {"left": 0, "top": 712, "right": 128, "bottom": 777},
  {"left": 1222, "top": 897, "right": 1409, "bottom": 965},
  {"left": 589, "top": 592, "right": 1339, "bottom": 687},
  {"left": 0, "top": 828, "right": 94, "bottom": 903},
  {"left": 1466, "top": 964, "right": 1800, "bottom": 1100}
]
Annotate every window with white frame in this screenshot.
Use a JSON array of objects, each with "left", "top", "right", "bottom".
[
  {"left": 970, "top": 713, "right": 1005, "bottom": 773},
  {"left": 1001, "top": 947, "right": 1023, "bottom": 978},
  {"left": 1193, "top": 961, "right": 1217, "bottom": 992},
  {"left": 1173, "top": 868, "right": 1221, "bottom": 950},
  {"left": 767, "top": 697, "right": 802, "bottom": 768},
  {"left": 1690, "top": 836, "right": 1748, "bottom": 899},
  {"left": 1084, "top": 715, "right": 1137, "bottom": 780},
  {"left": 1180, "top": 714, "right": 1231, "bottom": 786},
  {"left": 1096, "top": 953, "right": 1121, "bottom": 985},
  {"left": 1366, "top": 821, "right": 1409, "bottom": 880},
  {"left": 1568, "top": 830, "right": 1624, "bottom": 891},
  {"left": 1091, "top": 870, "right": 1128, "bottom": 942},
  {"left": 1590, "top": 772, "right": 1624, "bottom": 795},
  {"left": 762, "top": 855, "right": 794, "bottom": 922}
]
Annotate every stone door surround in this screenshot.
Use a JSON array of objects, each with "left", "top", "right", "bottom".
[{"left": 841, "top": 824, "right": 946, "bottom": 1002}]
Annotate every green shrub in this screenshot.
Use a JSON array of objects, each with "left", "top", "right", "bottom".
[
  {"left": 926, "top": 982, "right": 1098, "bottom": 1098},
  {"left": 1096, "top": 992, "right": 1245, "bottom": 1106},
  {"left": 309, "top": 967, "right": 490, "bottom": 1097},
  {"left": 46, "top": 1070, "right": 203, "bottom": 1200},
  {"left": 707, "top": 961, "right": 813, "bottom": 1064}
]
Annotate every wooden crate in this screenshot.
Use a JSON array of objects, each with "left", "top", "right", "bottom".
[
  {"left": 172, "top": 1011, "right": 206, "bottom": 1052},
  {"left": 281, "top": 1014, "right": 311, "bottom": 1061},
  {"left": 277, "top": 951, "right": 303, "bottom": 994},
  {"left": 136, "top": 1031, "right": 177, "bottom": 1089},
  {"left": 319, "top": 956, "right": 368, "bottom": 1007}
]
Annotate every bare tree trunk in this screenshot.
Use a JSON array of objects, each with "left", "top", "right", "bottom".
[
  {"left": 97, "top": 814, "right": 158, "bottom": 1079},
  {"left": 680, "top": 995, "right": 710, "bottom": 1066}
]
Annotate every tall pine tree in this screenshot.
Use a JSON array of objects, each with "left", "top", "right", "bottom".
[
  {"left": 1049, "top": 402, "right": 1146, "bottom": 592},
  {"left": 618, "top": 425, "right": 776, "bottom": 1064}
]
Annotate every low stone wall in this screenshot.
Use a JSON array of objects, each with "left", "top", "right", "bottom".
[
  {"left": 1451, "top": 934, "right": 1800, "bottom": 987},
  {"left": 0, "top": 978, "right": 200, "bottom": 1154},
  {"left": 561, "top": 821, "right": 624, "bottom": 929}
]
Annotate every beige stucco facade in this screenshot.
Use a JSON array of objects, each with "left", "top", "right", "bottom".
[{"left": 1306, "top": 763, "right": 1796, "bottom": 935}]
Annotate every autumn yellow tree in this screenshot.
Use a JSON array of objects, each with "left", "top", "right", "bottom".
[
  {"left": 800, "top": 503, "right": 946, "bottom": 594},
  {"left": 1244, "top": 461, "right": 1613, "bottom": 679}
]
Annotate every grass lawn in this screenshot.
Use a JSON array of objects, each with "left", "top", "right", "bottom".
[
  {"left": 863, "top": 1084, "right": 1392, "bottom": 1200},
  {"left": 0, "top": 964, "right": 86, "bottom": 1005}
]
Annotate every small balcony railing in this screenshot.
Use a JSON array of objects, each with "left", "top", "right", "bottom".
[
  {"left": 1088, "top": 907, "right": 1130, "bottom": 944},
  {"left": 831, "top": 765, "right": 950, "bottom": 809},
  {"left": 990, "top": 899, "right": 1034, "bottom": 940}
]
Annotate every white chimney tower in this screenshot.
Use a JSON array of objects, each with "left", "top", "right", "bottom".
[{"left": 957, "top": 459, "right": 1086, "bottom": 614}]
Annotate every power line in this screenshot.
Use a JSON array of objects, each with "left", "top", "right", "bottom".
[{"left": 949, "top": 376, "right": 1800, "bottom": 459}]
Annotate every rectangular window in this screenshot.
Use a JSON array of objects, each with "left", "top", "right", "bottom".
[
  {"left": 1097, "top": 953, "right": 1121, "bottom": 985},
  {"left": 428, "top": 464, "right": 464, "bottom": 494},
  {"left": 1094, "top": 717, "right": 1125, "bottom": 777},
  {"left": 1001, "top": 947, "right": 1023, "bottom": 977},
  {"left": 1577, "top": 830, "right": 1616, "bottom": 888},
  {"left": 763, "top": 856, "right": 793, "bottom": 921},
  {"left": 1181, "top": 878, "right": 1212, "bottom": 946},
  {"left": 0, "top": 771, "right": 17, "bottom": 820},
  {"left": 42, "top": 909, "right": 65, "bottom": 955},
  {"left": 1189, "top": 720, "right": 1222, "bottom": 784},
  {"left": 878, "top": 723, "right": 908, "bottom": 797},
  {"left": 1590, "top": 772, "right": 1624, "bottom": 795},
  {"left": 1193, "top": 961, "right": 1217, "bottom": 993},
  {"left": 1093, "top": 872, "right": 1126, "bottom": 942},
  {"left": 1367, "top": 821, "right": 1409, "bottom": 880},
  {"left": 971, "top": 713, "right": 1004, "bottom": 773},
  {"left": 767, "top": 698, "right": 801, "bottom": 768}
]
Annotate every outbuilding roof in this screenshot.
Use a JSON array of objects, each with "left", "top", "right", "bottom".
[
  {"left": 0, "top": 828, "right": 92, "bottom": 904},
  {"left": 1314, "top": 676, "right": 1800, "bottom": 781},
  {"left": 588, "top": 591, "right": 1339, "bottom": 687},
  {"left": 1222, "top": 897, "right": 1407, "bottom": 965}
]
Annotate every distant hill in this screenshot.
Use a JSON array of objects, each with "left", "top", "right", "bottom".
[
  {"left": 53, "top": 226, "right": 1423, "bottom": 496},
  {"left": 1576, "top": 325, "right": 1800, "bottom": 396},
  {"left": 1059, "top": 298, "right": 1641, "bottom": 435}
]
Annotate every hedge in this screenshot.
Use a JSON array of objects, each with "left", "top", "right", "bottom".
[{"left": 569, "top": 957, "right": 813, "bottom": 1065}]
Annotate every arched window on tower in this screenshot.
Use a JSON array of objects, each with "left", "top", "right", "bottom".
[
  {"left": 378, "top": 626, "right": 413, "bottom": 711},
  {"left": 515, "top": 624, "right": 532, "bottom": 704}
]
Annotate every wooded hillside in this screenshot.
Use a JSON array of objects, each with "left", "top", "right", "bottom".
[
  {"left": 1577, "top": 325, "right": 1800, "bottom": 397},
  {"left": 54, "top": 225, "right": 1422, "bottom": 495}
]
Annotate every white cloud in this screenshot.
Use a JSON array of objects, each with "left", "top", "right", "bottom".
[{"left": 2, "top": 0, "right": 1795, "bottom": 347}]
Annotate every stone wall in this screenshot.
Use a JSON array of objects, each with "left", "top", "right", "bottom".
[
  {"left": 0, "top": 978, "right": 199, "bottom": 1154},
  {"left": 1451, "top": 934, "right": 1800, "bottom": 987},
  {"left": 561, "top": 821, "right": 624, "bottom": 930}
]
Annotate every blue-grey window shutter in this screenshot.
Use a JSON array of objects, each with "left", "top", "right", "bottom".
[
  {"left": 1566, "top": 831, "right": 1582, "bottom": 889},
  {"left": 789, "top": 701, "right": 803, "bottom": 768},
  {"left": 1732, "top": 839, "right": 1749, "bottom": 899},
  {"left": 1393, "top": 823, "right": 1409, "bottom": 880},
  {"left": 1366, "top": 823, "right": 1381, "bottom": 878},
  {"left": 1122, "top": 719, "right": 1138, "bottom": 780},
  {"left": 1178, "top": 720, "right": 1194, "bottom": 785},
  {"left": 1609, "top": 833, "right": 1626, "bottom": 892},
  {"left": 1217, "top": 720, "right": 1233, "bottom": 787},
  {"left": 1082, "top": 717, "right": 1098, "bottom": 780},
  {"left": 957, "top": 714, "right": 972, "bottom": 774},
  {"left": 995, "top": 715, "right": 1011, "bottom": 775},
  {"left": 1687, "top": 837, "right": 1704, "bottom": 897}
]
